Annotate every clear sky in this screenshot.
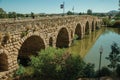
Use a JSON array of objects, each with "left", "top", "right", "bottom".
[{"left": 0, "top": 0, "right": 119, "bottom": 14}]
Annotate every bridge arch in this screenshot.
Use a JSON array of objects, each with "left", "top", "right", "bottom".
[
  {"left": 56, "top": 27, "right": 70, "bottom": 48},
  {"left": 75, "top": 23, "right": 82, "bottom": 39},
  {"left": 18, "top": 35, "right": 45, "bottom": 66},
  {"left": 85, "top": 21, "right": 90, "bottom": 35},
  {"left": 0, "top": 53, "right": 8, "bottom": 72}
]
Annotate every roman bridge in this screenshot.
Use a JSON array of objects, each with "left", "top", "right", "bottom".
[{"left": 0, "top": 15, "right": 102, "bottom": 79}]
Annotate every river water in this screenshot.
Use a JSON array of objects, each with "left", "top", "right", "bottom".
[{"left": 67, "top": 27, "right": 120, "bottom": 70}]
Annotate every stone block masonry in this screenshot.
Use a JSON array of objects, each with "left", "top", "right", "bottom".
[{"left": 0, "top": 15, "right": 102, "bottom": 80}]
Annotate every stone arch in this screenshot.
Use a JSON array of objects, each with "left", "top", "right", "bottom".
[
  {"left": 49, "top": 37, "right": 53, "bottom": 47},
  {"left": 75, "top": 23, "right": 82, "bottom": 39},
  {"left": 18, "top": 35, "right": 45, "bottom": 66},
  {"left": 0, "top": 53, "right": 8, "bottom": 72},
  {"left": 85, "top": 21, "right": 90, "bottom": 35},
  {"left": 56, "top": 27, "right": 70, "bottom": 48}
]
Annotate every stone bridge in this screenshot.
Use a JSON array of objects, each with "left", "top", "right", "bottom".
[{"left": 0, "top": 15, "right": 102, "bottom": 79}]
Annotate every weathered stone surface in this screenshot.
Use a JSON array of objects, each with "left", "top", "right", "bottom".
[{"left": 0, "top": 15, "right": 102, "bottom": 80}]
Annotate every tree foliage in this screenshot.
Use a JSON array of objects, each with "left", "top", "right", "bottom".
[
  {"left": 102, "top": 18, "right": 115, "bottom": 26},
  {"left": 116, "top": 64, "right": 120, "bottom": 77},
  {"left": 8, "top": 12, "right": 17, "bottom": 18},
  {"left": 82, "top": 63, "right": 95, "bottom": 78},
  {"left": 67, "top": 11, "right": 73, "bottom": 15},
  {"left": 106, "top": 43, "right": 120, "bottom": 70},
  {"left": 96, "top": 67, "right": 112, "bottom": 77},
  {"left": 0, "top": 8, "right": 7, "bottom": 18},
  {"left": 87, "top": 9, "right": 92, "bottom": 15},
  {"left": 30, "top": 47, "right": 91, "bottom": 80},
  {"left": 14, "top": 64, "right": 25, "bottom": 77},
  {"left": 31, "top": 12, "right": 35, "bottom": 19},
  {"left": 17, "top": 13, "right": 25, "bottom": 18}
]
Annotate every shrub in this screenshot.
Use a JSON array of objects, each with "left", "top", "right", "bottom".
[
  {"left": 30, "top": 47, "right": 85, "bottom": 80},
  {"left": 113, "top": 21, "right": 120, "bottom": 28},
  {"left": 21, "top": 31, "right": 28, "bottom": 38},
  {"left": 106, "top": 43, "right": 120, "bottom": 71},
  {"left": 82, "top": 63, "right": 95, "bottom": 78},
  {"left": 116, "top": 65, "right": 120, "bottom": 77},
  {"left": 102, "top": 18, "right": 115, "bottom": 27},
  {"left": 14, "top": 64, "right": 25, "bottom": 77},
  {"left": 95, "top": 67, "right": 112, "bottom": 77},
  {"left": 102, "top": 18, "right": 110, "bottom": 26}
]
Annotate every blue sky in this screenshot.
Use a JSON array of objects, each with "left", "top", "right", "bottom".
[{"left": 0, "top": 0, "right": 118, "bottom": 14}]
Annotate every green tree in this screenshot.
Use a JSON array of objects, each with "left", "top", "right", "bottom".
[
  {"left": 102, "top": 18, "right": 111, "bottom": 26},
  {"left": 116, "top": 64, "right": 120, "bottom": 77},
  {"left": 0, "top": 8, "right": 7, "bottom": 18},
  {"left": 96, "top": 67, "right": 112, "bottom": 77},
  {"left": 8, "top": 12, "right": 17, "bottom": 18},
  {"left": 30, "top": 47, "right": 85, "bottom": 80},
  {"left": 17, "top": 13, "right": 25, "bottom": 18},
  {"left": 25, "top": 14, "right": 29, "bottom": 17},
  {"left": 82, "top": 63, "right": 95, "bottom": 78},
  {"left": 12, "top": 12, "right": 17, "bottom": 18},
  {"left": 87, "top": 9, "right": 92, "bottom": 15},
  {"left": 79, "top": 12, "right": 82, "bottom": 15},
  {"left": 14, "top": 64, "right": 25, "bottom": 77},
  {"left": 114, "top": 12, "right": 120, "bottom": 20},
  {"left": 31, "top": 12, "right": 35, "bottom": 19},
  {"left": 67, "top": 11, "right": 73, "bottom": 15},
  {"left": 106, "top": 43, "right": 120, "bottom": 71}
]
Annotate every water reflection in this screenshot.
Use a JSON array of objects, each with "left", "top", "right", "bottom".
[
  {"left": 67, "top": 27, "right": 120, "bottom": 70},
  {"left": 67, "top": 28, "right": 105, "bottom": 58}
]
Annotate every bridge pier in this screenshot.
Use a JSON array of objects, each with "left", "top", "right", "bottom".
[
  {"left": 80, "top": 33, "right": 84, "bottom": 39},
  {"left": 89, "top": 29, "right": 92, "bottom": 34},
  {"left": 0, "top": 15, "right": 102, "bottom": 79}
]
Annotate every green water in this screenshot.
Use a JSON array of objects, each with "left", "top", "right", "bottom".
[{"left": 67, "top": 27, "right": 120, "bottom": 70}]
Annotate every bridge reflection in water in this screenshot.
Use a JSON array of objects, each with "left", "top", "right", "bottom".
[{"left": 67, "top": 27, "right": 105, "bottom": 58}]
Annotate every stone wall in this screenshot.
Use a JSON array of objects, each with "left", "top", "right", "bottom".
[{"left": 0, "top": 15, "right": 102, "bottom": 80}]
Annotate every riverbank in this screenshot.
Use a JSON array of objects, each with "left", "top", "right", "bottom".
[
  {"left": 112, "top": 21, "right": 120, "bottom": 28},
  {"left": 107, "top": 20, "right": 120, "bottom": 28}
]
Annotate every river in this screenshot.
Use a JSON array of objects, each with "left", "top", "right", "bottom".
[{"left": 67, "top": 27, "right": 120, "bottom": 70}]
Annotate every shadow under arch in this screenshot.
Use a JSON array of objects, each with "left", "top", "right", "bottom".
[
  {"left": 18, "top": 35, "right": 45, "bottom": 66},
  {"left": 0, "top": 53, "right": 8, "bottom": 72},
  {"left": 85, "top": 21, "right": 90, "bottom": 35},
  {"left": 92, "top": 21, "right": 94, "bottom": 31},
  {"left": 95, "top": 21, "right": 98, "bottom": 29},
  {"left": 75, "top": 23, "right": 82, "bottom": 39},
  {"left": 49, "top": 37, "right": 53, "bottom": 47},
  {"left": 56, "top": 27, "right": 69, "bottom": 48}
]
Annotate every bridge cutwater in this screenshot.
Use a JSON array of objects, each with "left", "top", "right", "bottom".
[{"left": 0, "top": 15, "right": 102, "bottom": 80}]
